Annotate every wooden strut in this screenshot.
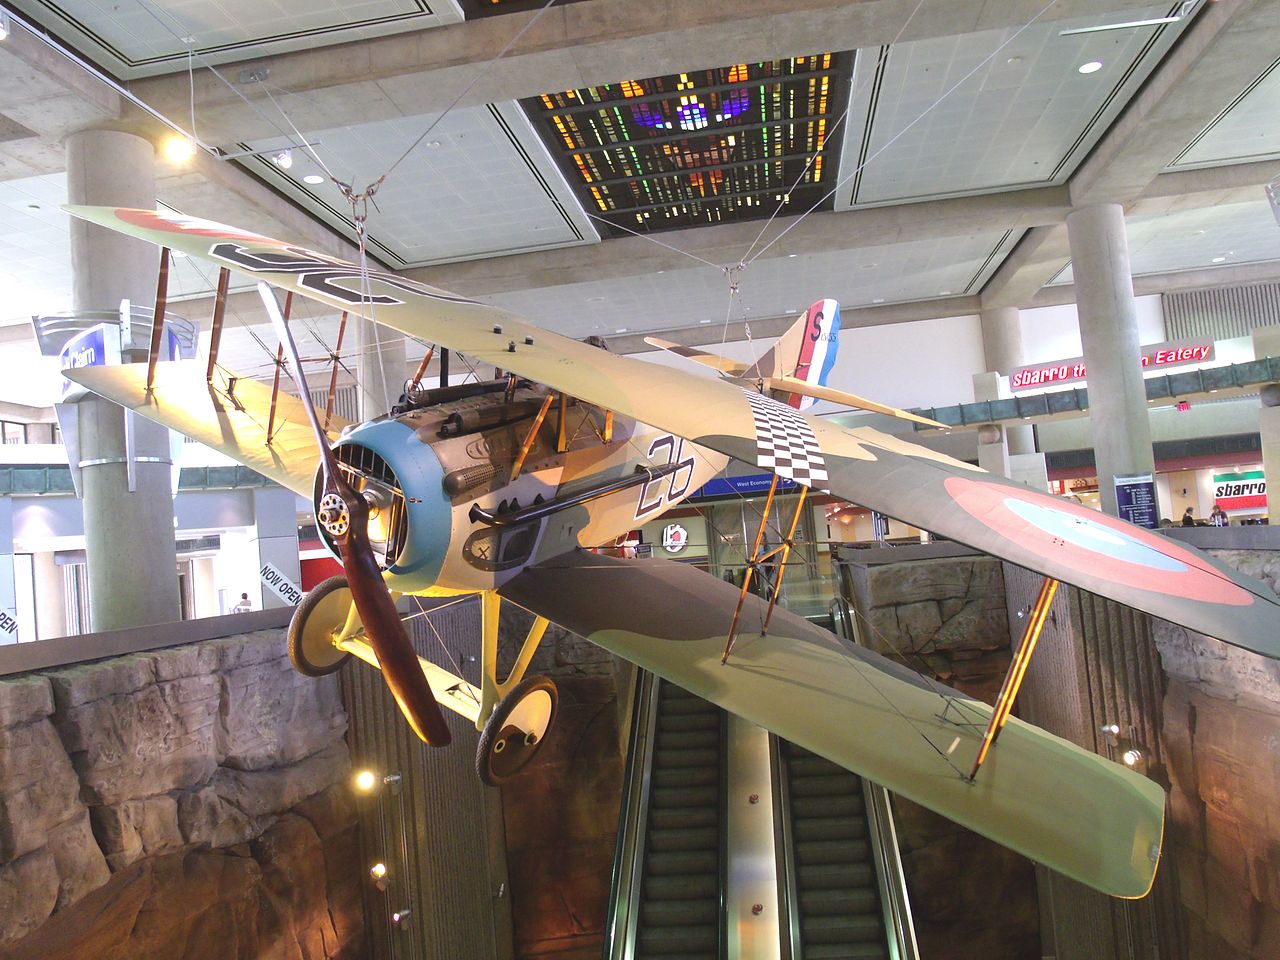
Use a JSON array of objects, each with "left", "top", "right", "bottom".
[
  {"left": 759, "top": 485, "right": 809, "bottom": 636},
  {"left": 721, "top": 474, "right": 781, "bottom": 664},
  {"left": 145, "top": 247, "right": 170, "bottom": 394},
  {"left": 510, "top": 393, "right": 555, "bottom": 482},
  {"left": 406, "top": 341, "right": 435, "bottom": 395},
  {"left": 265, "top": 292, "right": 294, "bottom": 444},
  {"left": 205, "top": 267, "right": 231, "bottom": 383},
  {"left": 967, "top": 576, "right": 1059, "bottom": 781},
  {"left": 323, "top": 311, "right": 350, "bottom": 431}
]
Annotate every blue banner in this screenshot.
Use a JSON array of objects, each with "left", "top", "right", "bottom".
[{"left": 693, "top": 473, "right": 797, "bottom": 499}]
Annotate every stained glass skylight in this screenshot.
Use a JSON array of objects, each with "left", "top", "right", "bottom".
[{"left": 523, "top": 55, "right": 851, "bottom": 236}]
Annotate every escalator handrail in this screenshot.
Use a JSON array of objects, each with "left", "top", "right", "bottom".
[{"left": 603, "top": 669, "right": 661, "bottom": 960}]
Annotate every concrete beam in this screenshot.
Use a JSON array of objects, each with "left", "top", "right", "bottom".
[
  {"left": 1032, "top": 259, "right": 1280, "bottom": 307},
  {"left": 1070, "top": 0, "right": 1280, "bottom": 206},
  {"left": 132, "top": 0, "right": 1161, "bottom": 146},
  {"left": 979, "top": 225, "right": 1072, "bottom": 309}
]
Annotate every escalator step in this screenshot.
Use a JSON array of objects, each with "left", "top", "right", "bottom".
[
  {"left": 651, "top": 805, "right": 718, "bottom": 830},
  {"left": 799, "top": 886, "right": 879, "bottom": 916},
  {"left": 647, "top": 826, "right": 718, "bottom": 852},
  {"left": 653, "top": 765, "right": 718, "bottom": 789},
  {"left": 789, "top": 755, "right": 859, "bottom": 779},
  {"left": 795, "top": 839, "right": 870, "bottom": 866},
  {"left": 792, "top": 816, "right": 867, "bottom": 842},
  {"left": 789, "top": 773, "right": 861, "bottom": 798},
  {"left": 658, "top": 711, "right": 722, "bottom": 734},
  {"left": 651, "top": 785, "right": 719, "bottom": 810},
  {"left": 641, "top": 899, "right": 719, "bottom": 927},
  {"left": 656, "top": 729, "right": 721, "bottom": 751},
  {"left": 639, "top": 873, "right": 718, "bottom": 901},
  {"left": 646, "top": 850, "right": 719, "bottom": 876},
  {"left": 659, "top": 695, "right": 720, "bottom": 715},
  {"left": 653, "top": 746, "right": 720, "bottom": 769},
  {"left": 803, "top": 913, "right": 886, "bottom": 944},
  {"left": 792, "top": 794, "right": 864, "bottom": 818},
  {"left": 636, "top": 924, "right": 718, "bottom": 953},
  {"left": 802, "top": 944, "right": 888, "bottom": 960},
  {"left": 795, "top": 862, "right": 874, "bottom": 889}
]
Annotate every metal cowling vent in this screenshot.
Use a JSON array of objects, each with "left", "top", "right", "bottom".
[{"left": 315, "top": 443, "right": 409, "bottom": 569}]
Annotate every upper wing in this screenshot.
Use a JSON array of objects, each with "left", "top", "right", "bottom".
[
  {"left": 64, "top": 360, "right": 345, "bottom": 497},
  {"left": 64, "top": 206, "right": 1280, "bottom": 658},
  {"left": 499, "top": 552, "right": 1164, "bottom": 899},
  {"left": 643, "top": 336, "right": 751, "bottom": 375}
]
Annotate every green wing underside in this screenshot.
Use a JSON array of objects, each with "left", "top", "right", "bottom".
[{"left": 500, "top": 552, "right": 1165, "bottom": 900}]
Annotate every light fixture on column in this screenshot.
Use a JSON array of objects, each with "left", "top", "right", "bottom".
[
  {"left": 0, "top": 11, "right": 10, "bottom": 41},
  {"left": 352, "top": 768, "right": 403, "bottom": 794},
  {"left": 369, "top": 861, "right": 388, "bottom": 891},
  {"left": 1100, "top": 722, "right": 1148, "bottom": 773},
  {"left": 162, "top": 134, "right": 197, "bottom": 164},
  {"left": 272, "top": 149, "right": 293, "bottom": 169},
  {"left": 1267, "top": 175, "right": 1279, "bottom": 227}
]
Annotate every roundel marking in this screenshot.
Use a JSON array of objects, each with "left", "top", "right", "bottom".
[{"left": 943, "top": 476, "right": 1253, "bottom": 607}]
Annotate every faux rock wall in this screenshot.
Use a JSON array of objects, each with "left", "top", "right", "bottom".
[
  {"left": 855, "top": 556, "right": 1040, "bottom": 960},
  {"left": 496, "top": 606, "right": 627, "bottom": 960},
  {"left": 0, "top": 629, "right": 364, "bottom": 959},
  {"left": 1155, "top": 550, "right": 1280, "bottom": 959}
]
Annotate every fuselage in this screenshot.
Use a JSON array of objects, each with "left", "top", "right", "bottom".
[{"left": 316, "top": 377, "right": 729, "bottom": 596}]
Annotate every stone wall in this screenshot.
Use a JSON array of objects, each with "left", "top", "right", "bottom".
[
  {"left": 0, "top": 629, "right": 364, "bottom": 959},
  {"left": 496, "top": 607, "right": 628, "bottom": 960},
  {"left": 854, "top": 556, "right": 1040, "bottom": 960},
  {"left": 1155, "top": 552, "right": 1280, "bottom": 960}
]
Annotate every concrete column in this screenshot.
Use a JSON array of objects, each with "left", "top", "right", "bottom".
[
  {"left": 355, "top": 317, "right": 407, "bottom": 420},
  {"left": 1259, "top": 385, "right": 1280, "bottom": 526},
  {"left": 1066, "top": 203, "right": 1154, "bottom": 517},
  {"left": 976, "top": 424, "right": 1011, "bottom": 477},
  {"left": 67, "top": 128, "right": 180, "bottom": 631},
  {"left": 0, "top": 498, "right": 16, "bottom": 645},
  {"left": 978, "top": 306, "right": 1035, "bottom": 456},
  {"left": 32, "top": 551, "right": 68, "bottom": 641},
  {"left": 249, "top": 487, "right": 301, "bottom": 610}
]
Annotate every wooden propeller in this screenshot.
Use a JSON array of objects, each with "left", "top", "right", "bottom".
[{"left": 258, "top": 283, "right": 451, "bottom": 746}]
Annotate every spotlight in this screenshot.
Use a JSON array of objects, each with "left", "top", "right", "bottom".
[
  {"left": 1100, "top": 723, "right": 1121, "bottom": 737},
  {"left": 272, "top": 149, "right": 293, "bottom": 169},
  {"left": 0, "top": 11, "right": 10, "bottom": 41},
  {"left": 1122, "top": 748, "right": 1143, "bottom": 767},
  {"left": 370, "top": 862, "right": 387, "bottom": 880},
  {"left": 392, "top": 909, "right": 412, "bottom": 924},
  {"left": 354, "top": 769, "right": 377, "bottom": 792},
  {"left": 162, "top": 134, "right": 197, "bottom": 164}
]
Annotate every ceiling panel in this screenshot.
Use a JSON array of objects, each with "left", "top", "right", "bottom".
[
  {"left": 1050, "top": 199, "right": 1280, "bottom": 285},
  {"left": 523, "top": 54, "right": 853, "bottom": 236},
  {"left": 477, "top": 230, "right": 1019, "bottom": 341},
  {"left": 836, "top": 3, "right": 1189, "bottom": 207},
  {"left": 1169, "top": 57, "right": 1280, "bottom": 169},
  {"left": 9, "top": 0, "right": 464, "bottom": 78},
  {"left": 241, "top": 101, "right": 598, "bottom": 268}
]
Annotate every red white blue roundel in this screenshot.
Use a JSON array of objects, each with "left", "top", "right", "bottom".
[{"left": 944, "top": 477, "right": 1253, "bottom": 606}]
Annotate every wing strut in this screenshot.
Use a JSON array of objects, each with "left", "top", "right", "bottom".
[
  {"left": 144, "top": 247, "right": 170, "bottom": 394},
  {"left": 967, "top": 576, "right": 1059, "bottom": 781},
  {"left": 265, "top": 292, "right": 294, "bottom": 445},
  {"left": 721, "top": 474, "right": 782, "bottom": 663},
  {"left": 205, "top": 267, "right": 231, "bottom": 383},
  {"left": 760, "top": 485, "right": 809, "bottom": 635}
]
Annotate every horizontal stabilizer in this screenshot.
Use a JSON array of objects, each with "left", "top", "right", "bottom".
[
  {"left": 753, "top": 375, "right": 949, "bottom": 429},
  {"left": 63, "top": 360, "right": 344, "bottom": 497},
  {"left": 501, "top": 552, "right": 1165, "bottom": 899},
  {"left": 644, "top": 337, "right": 750, "bottom": 376}
]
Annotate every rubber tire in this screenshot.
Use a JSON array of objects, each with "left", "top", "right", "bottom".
[
  {"left": 287, "top": 575, "right": 356, "bottom": 677},
  {"left": 475, "top": 675, "right": 558, "bottom": 786}
]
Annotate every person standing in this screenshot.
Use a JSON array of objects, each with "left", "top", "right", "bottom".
[
  {"left": 231, "top": 592, "right": 253, "bottom": 614},
  {"left": 1181, "top": 507, "right": 1196, "bottom": 527},
  {"left": 1210, "top": 505, "right": 1228, "bottom": 527}
]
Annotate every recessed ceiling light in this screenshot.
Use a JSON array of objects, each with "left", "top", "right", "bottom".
[
  {"left": 587, "top": 296, "right": 606, "bottom": 302},
  {"left": 303, "top": 174, "right": 325, "bottom": 185},
  {"left": 872, "top": 298, "right": 885, "bottom": 304},
  {"left": 1211, "top": 256, "right": 1226, "bottom": 263},
  {"left": 1006, "top": 56, "right": 1023, "bottom": 65},
  {"left": 788, "top": 254, "right": 798, "bottom": 258},
  {"left": 614, "top": 327, "right": 628, "bottom": 334},
  {"left": 1078, "top": 61, "right": 1104, "bottom": 74},
  {"left": 940, "top": 290, "right": 952, "bottom": 296}
]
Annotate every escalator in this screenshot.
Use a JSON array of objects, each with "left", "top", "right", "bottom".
[
  {"left": 607, "top": 667, "right": 917, "bottom": 960},
  {"left": 636, "top": 682, "right": 725, "bottom": 958},
  {"left": 778, "top": 742, "right": 891, "bottom": 960}
]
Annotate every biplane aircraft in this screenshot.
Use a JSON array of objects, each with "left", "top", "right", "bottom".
[{"left": 62, "top": 205, "right": 1280, "bottom": 902}]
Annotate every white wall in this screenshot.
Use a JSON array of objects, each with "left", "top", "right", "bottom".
[{"left": 1019, "top": 295, "right": 1166, "bottom": 366}]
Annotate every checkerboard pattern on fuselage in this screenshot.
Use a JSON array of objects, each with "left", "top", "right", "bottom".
[{"left": 744, "top": 389, "right": 829, "bottom": 488}]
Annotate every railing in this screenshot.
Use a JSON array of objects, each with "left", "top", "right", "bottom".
[
  {"left": 829, "top": 596, "right": 920, "bottom": 960},
  {"left": 603, "top": 669, "right": 660, "bottom": 960}
]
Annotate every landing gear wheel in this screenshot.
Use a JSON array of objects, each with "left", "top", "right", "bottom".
[
  {"left": 476, "top": 675, "right": 558, "bottom": 786},
  {"left": 288, "top": 575, "right": 356, "bottom": 677}
]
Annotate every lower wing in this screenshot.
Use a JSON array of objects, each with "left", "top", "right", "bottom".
[
  {"left": 499, "top": 552, "right": 1164, "bottom": 900},
  {"left": 64, "top": 360, "right": 344, "bottom": 497}
]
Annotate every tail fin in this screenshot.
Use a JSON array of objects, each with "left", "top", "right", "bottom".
[{"left": 745, "top": 299, "right": 841, "bottom": 410}]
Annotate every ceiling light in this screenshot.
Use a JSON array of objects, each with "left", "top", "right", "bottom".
[
  {"left": 272, "top": 149, "right": 293, "bottom": 169},
  {"left": 161, "top": 134, "right": 197, "bottom": 164},
  {"left": 788, "top": 253, "right": 798, "bottom": 259},
  {"left": 1078, "top": 61, "right": 1104, "bottom": 74},
  {"left": 303, "top": 174, "right": 325, "bottom": 185},
  {"left": 1212, "top": 256, "right": 1226, "bottom": 263},
  {"left": 0, "top": 11, "right": 10, "bottom": 41}
]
